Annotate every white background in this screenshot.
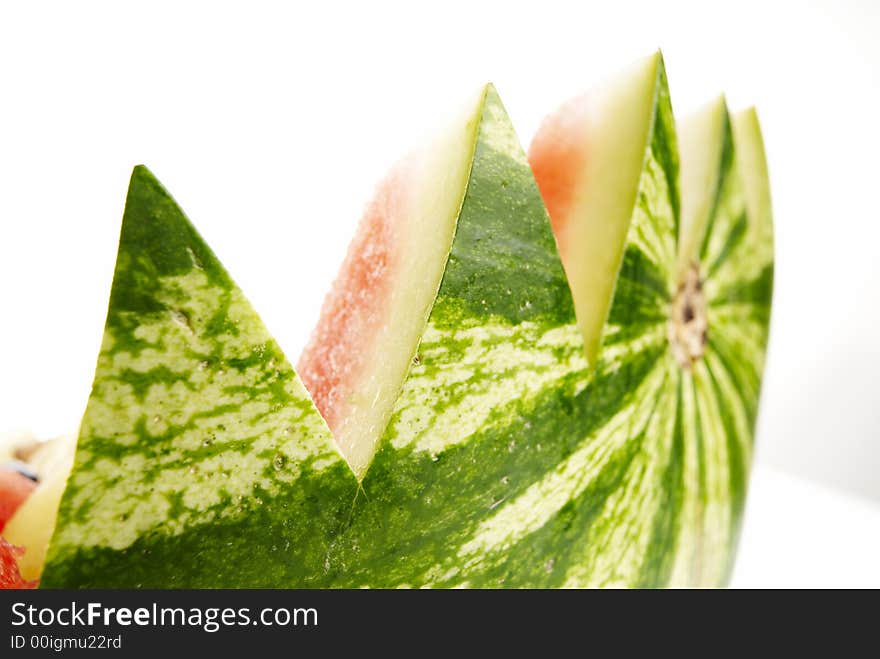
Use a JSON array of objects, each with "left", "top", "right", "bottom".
[{"left": 1, "top": 1, "right": 878, "bottom": 586}]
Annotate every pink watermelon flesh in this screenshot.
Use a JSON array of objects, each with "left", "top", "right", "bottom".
[
  {"left": 0, "top": 538, "right": 37, "bottom": 589},
  {"left": 298, "top": 162, "right": 404, "bottom": 437},
  {"left": 298, "top": 93, "right": 484, "bottom": 478},
  {"left": 528, "top": 54, "right": 661, "bottom": 365},
  {"left": 528, "top": 92, "right": 592, "bottom": 243}
]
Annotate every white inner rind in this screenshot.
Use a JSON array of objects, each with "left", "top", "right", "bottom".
[
  {"left": 677, "top": 95, "right": 728, "bottom": 271},
  {"left": 731, "top": 108, "right": 773, "bottom": 248},
  {"left": 545, "top": 53, "right": 662, "bottom": 366},
  {"left": 334, "top": 88, "right": 486, "bottom": 478}
]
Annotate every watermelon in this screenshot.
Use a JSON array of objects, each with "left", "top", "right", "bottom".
[
  {"left": 40, "top": 167, "right": 353, "bottom": 587},
  {"left": 36, "top": 54, "right": 772, "bottom": 588},
  {"left": 528, "top": 55, "right": 773, "bottom": 585},
  {"left": 298, "top": 85, "right": 578, "bottom": 480},
  {"left": 297, "top": 90, "right": 487, "bottom": 478}
]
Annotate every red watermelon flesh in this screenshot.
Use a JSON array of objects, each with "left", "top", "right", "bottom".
[
  {"left": 528, "top": 91, "right": 593, "bottom": 243},
  {"left": 298, "top": 93, "right": 484, "bottom": 478},
  {"left": 298, "top": 161, "right": 405, "bottom": 437},
  {"left": 0, "top": 538, "right": 37, "bottom": 589},
  {"left": 528, "top": 54, "right": 663, "bottom": 365}
]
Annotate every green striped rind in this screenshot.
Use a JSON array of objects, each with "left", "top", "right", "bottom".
[
  {"left": 43, "top": 74, "right": 772, "bottom": 587},
  {"left": 320, "top": 88, "right": 595, "bottom": 586},
  {"left": 383, "top": 85, "right": 582, "bottom": 457},
  {"left": 668, "top": 101, "right": 773, "bottom": 586},
  {"left": 40, "top": 167, "right": 357, "bottom": 587},
  {"left": 311, "top": 72, "right": 771, "bottom": 588}
]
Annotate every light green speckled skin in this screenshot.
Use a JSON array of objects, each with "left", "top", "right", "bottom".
[
  {"left": 41, "top": 74, "right": 771, "bottom": 587},
  {"left": 40, "top": 167, "right": 356, "bottom": 587}
]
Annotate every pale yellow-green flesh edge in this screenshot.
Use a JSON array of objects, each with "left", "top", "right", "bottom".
[
  {"left": 677, "top": 95, "right": 728, "bottom": 271},
  {"left": 732, "top": 108, "right": 774, "bottom": 263},
  {"left": 331, "top": 88, "right": 486, "bottom": 478},
  {"left": 560, "top": 52, "right": 662, "bottom": 366}
]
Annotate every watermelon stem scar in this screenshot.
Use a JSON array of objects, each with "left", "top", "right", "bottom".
[
  {"left": 17, "top": 51, "right": 774, "bottom": 589},
  {"left": 669, "top": 262, "right": 708, "bottom": 369}
]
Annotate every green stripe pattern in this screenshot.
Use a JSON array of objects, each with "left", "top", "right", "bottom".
[
  {"left": 41, "top": 167, "right": 357, "bottom": 587},
  {"left": 42, "top": 72, "right": 771, "bottom": 587}
]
